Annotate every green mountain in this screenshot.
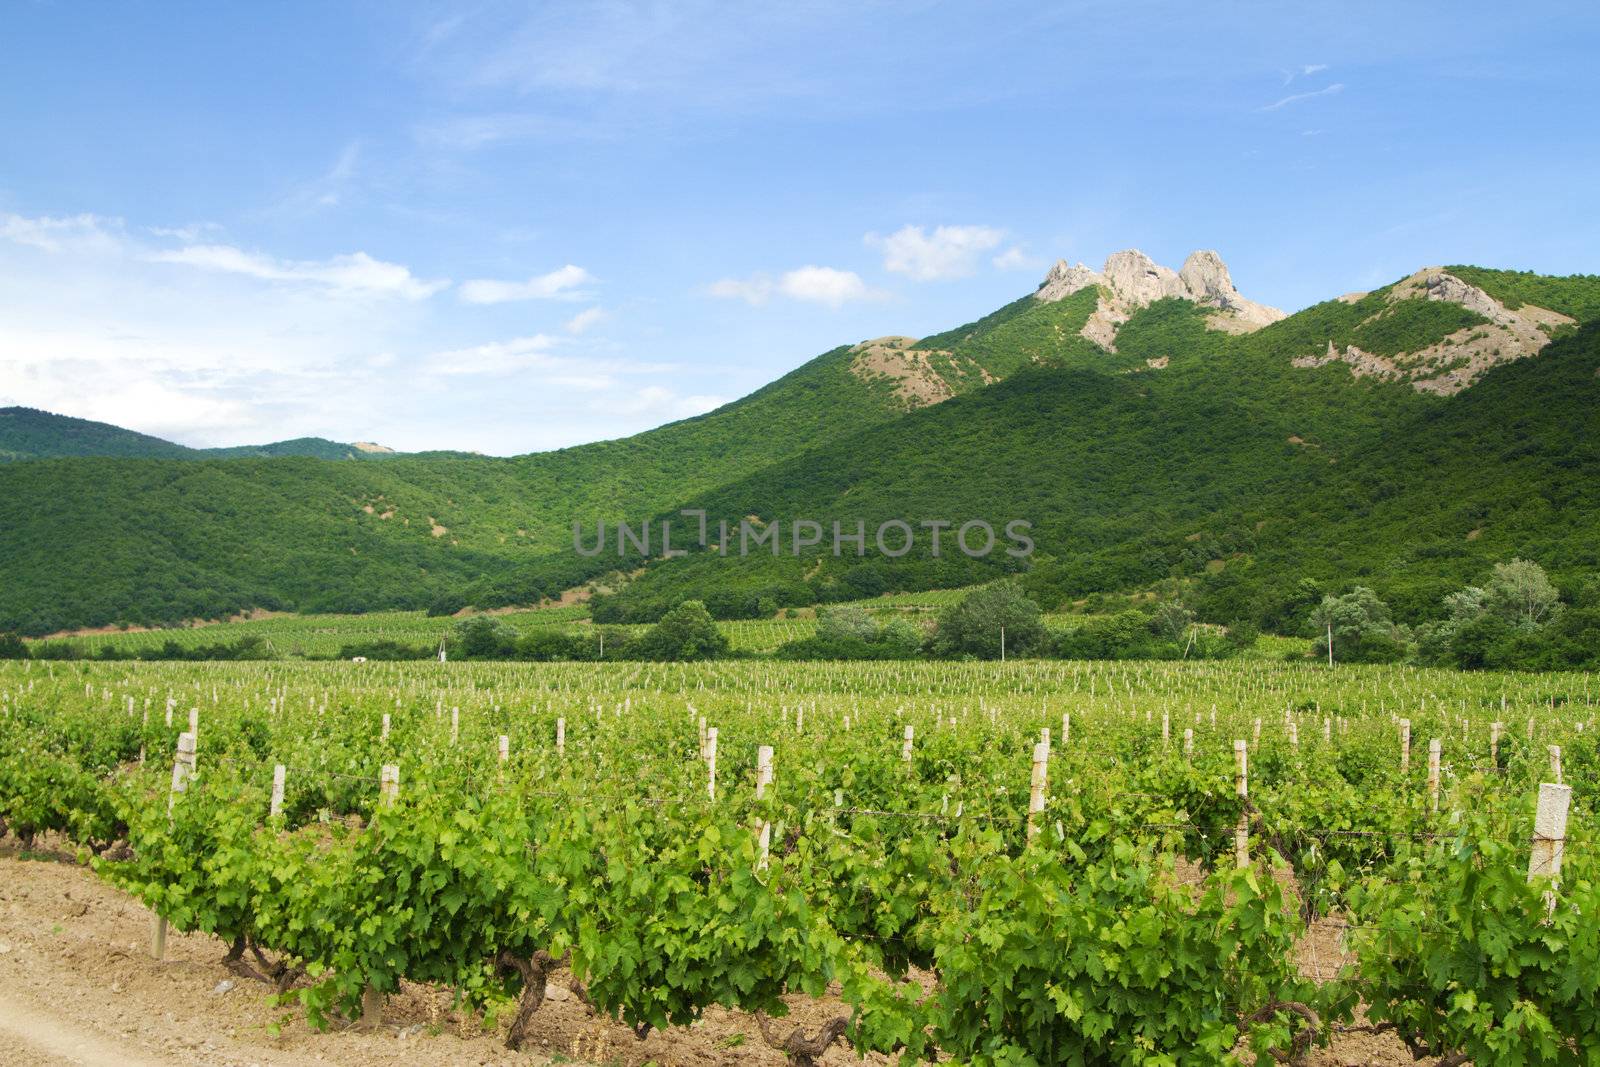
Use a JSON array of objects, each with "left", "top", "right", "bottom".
[
  {"left": 0, "top": 407, "right": 400, "bottom": 462},
  {"left": 3, "top": 253, "right": 1597, "bottom": 637}
]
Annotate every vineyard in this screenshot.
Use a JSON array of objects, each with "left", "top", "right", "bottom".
[{"left": 1, "top": 657, "right": 1596, "bottom": 1065}]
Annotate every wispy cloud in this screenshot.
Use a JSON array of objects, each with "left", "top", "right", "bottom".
[
  {"left": 707, "top": 266, "right": 879, "bottom": 307},
  {"left": 1281, "top": 62, "right": 1329, "bottom": 86},
  {"left": 867, "top": 224, "right": 1005, "bottom": 281},
  {"left": 992, "top": 245, "right": 1043, "bottom": 271},
  {"left": 458, "top": 264, "right": 595, "bottom": 304},
  {"left": 565, "top": 306, "right": 605, "bottom": 334},
  {"left": 1261, "top": 82, "right": 1344, "bottom": 111},
  {"left": 149, "top": 244, "right": 449, "bottom": 300}
]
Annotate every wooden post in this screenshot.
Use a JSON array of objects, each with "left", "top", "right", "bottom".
[
  {"left": 1027, "top": 741, "right": 1049, "bottom": 839},
  {"left": 151, "top": 731, "right": 197, "bottom": 959},
  {"left": 1427, "top": 739, "right": 1441, "bottom": 813},
  {"left": 1399, "top": 719, "right": 1411, "bottom": 774},
  {"left": 270, "top": 764, "right": 286, "bottom": 818},
  {"left": 1233, "top": 740, "right": 1249, "bottom": 869},
  {"left": 902, "top": 724, "right": 914, "bottom": 762},
  {"left": 755, "top": 745, "right": 774, "bottom": 869},
  {"left": 1549, "top": 745, "right": 1563, "bottom": 784},
  {"left": 705, "top": 727, "right": 718, "bottom": 800},
  {"left": 1528, "top": 783, "right": 1572, "bottom": 882}
]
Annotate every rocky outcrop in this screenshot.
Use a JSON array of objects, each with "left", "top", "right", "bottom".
[
  {"left": 1034, "top": 248, "right": 1285, "bottom": 350},
  {"left": 1296, "top": 269, "right": 1576, "bottom": 395}
]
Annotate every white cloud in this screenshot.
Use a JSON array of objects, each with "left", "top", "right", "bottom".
[
  {"left": 0, "top": 212, "right": 124, "bottom": 254},
  {"left": 1261, "top": 82, "right": 1344, "bottom": 111},
  {"left": 707, "top": 274, "right": 775, "bottom": 305},
  {"left": 777, "top": 266, "right": 874, "bottom": 306},
  {"left": 565, "top": 306, "right": 605, "bottom": 334},
  {"left": 708, "top": 266, "right": 877, "bottom": 307},
  {"left": 603, "top": 385, "right": 726, "bottom": 419},
  {"left": 992, "top": 245, "right": 1043, "bottom": 271},
  {"left": 426, "top": 334, "right": 561, "bottom": 375},
  {"left": 457, "top": 264, "right": 595, "bottom": 304},
  {"left": 149, "top": 244, "right": 449, "bottom": 300},
  {"left": 867, "top": 224, "right": 1005, "bottom": 281}
]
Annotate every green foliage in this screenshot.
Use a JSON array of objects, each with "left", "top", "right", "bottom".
[
  {"left": 453, "top": 616, "right": 521, "bottom": 660},
  {"left": 0, "top": 632, "right": 27, "bottom": 659},
  {"left": 1445, "top": 265, "right": 1600, "bottom": 322},
  {"left": 1348, "top": 811, "right": 1600, "bottom": 1064},
  {"left": 1309, "top": 587, "right": 1407, "bottom": 664},
  {"left": 933, "top": 583, "right": 1048, "bottom": 659},
  {"left": 631, "top": 600, "right": 730, "bottom": 661},
  {"left": 919, "top": 841, "right": 1317, "bottom": 1064},
  {"left": 1348, "top": 299, "right": 1490, "bottom": 357}
]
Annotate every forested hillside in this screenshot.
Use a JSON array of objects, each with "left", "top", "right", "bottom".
[{"left": 2, "top": 261, "right": 1596, "bottom": 636}]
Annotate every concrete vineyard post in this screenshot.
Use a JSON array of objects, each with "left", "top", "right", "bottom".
[
  {"left": 1427, "top": 739, "right": 1441, "bottom": 813},
  {"left": 902, "top": 724, "right": 914, "bottom": 762},
  {"left": 556, "top": 716, "right": 566, "bottom": 756},
  {"left": 1027, "top": 741, "right": 1049, "bottom": 839},
  {"left": 1549, "top": 745, "right": 1563, "bottom": 784},
  {"left": 1399, "top": 719, "right": 1411, "bottom": 774},
  {"left": 450, "top": 707, "right": 459, "bottom": 744},
  {"left": 380, "top": 764, "right": 399, "bottom": 806},
  {"left": 270, "top": 764, "right": 286, "bottom": 818},
  {"left": 755, "top": 745, "right": 774, "bottom": 869},
  {"left": 498, "top": 735, "right": 509, "bottom": 762},
  {"left": 1183, "top": 728, "right": 1193, "bottom": 762},
  {"left": 1233, "top": 740, "right": 1249, "bottom": 869},
  {"left": 1491, "top": 721, "right": 1503, "bottom": 768},
  {"left": 706, "top": 727, "right": 718, "bottom": 801},
  {"left": 151, "top": 731, "right": 197, "bottom": 960},
  {"left": 1528, "top": 782, "right": 1572, "bottom": 882},
  {"left": 381, "top": 713, "right": 390, "bottom": 741}
]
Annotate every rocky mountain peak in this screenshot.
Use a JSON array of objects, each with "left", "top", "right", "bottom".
[{"left": 1034, "top": 248, "right": 1285, "bottom": 347}]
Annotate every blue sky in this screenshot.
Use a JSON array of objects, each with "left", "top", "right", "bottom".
[{"left": 1, "top": 1, "right": 1596, "bottom": 453}]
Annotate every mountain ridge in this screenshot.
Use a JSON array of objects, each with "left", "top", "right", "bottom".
[{"left": 2, "top": 257, "right": 1597, "bottom": 636}]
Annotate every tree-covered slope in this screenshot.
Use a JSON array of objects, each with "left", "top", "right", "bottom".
[
  {"left": 2, "top": 262, "right": 1596, "bottom": 636},
  {"left": 0, "top": 407, "right": 394, "bottom": 462}
]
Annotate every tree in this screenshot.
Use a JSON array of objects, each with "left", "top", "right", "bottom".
[
  {"left": 1483, "top": 558, "right": 1563, "bottom": 630},
  {"left": 1150, "top": 601, "right": 1195, "bottom": 647},
  {"left": 454, "top": 616, "right": 520, "bottom": 660},
  {"left": 1309, "top": 587, "right": 1407, "bottom": 664},
  {"left": 0, "top": 632, "right": 28, "bottom": 659},
  {"left": 816, "top": 606, "right": 878, "bottom": 643},
  {"left": 932, "top": 583, "right": 1048, "bottom": 659},
  {"left": 632, "top": 600, "right": 729, "bottom": 661}
]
